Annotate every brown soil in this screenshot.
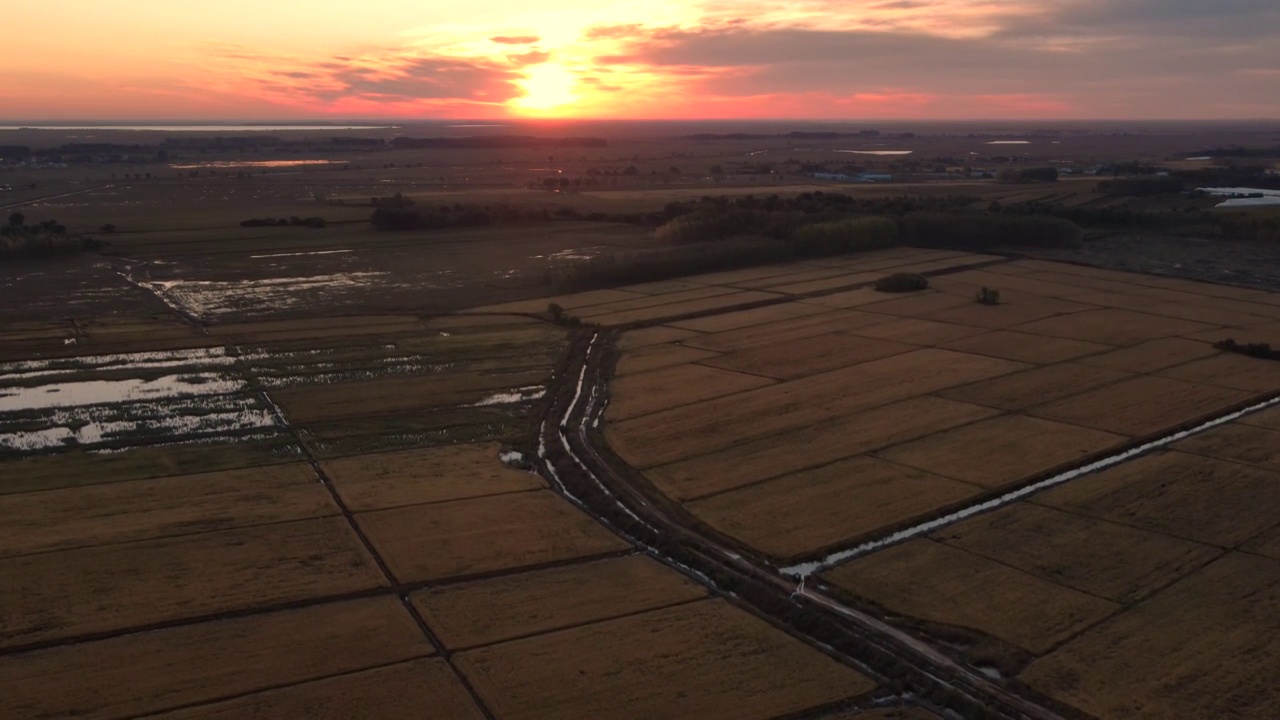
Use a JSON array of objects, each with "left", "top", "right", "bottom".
[
  {"left": 150, "top": 658, "right": 485, "bottom": 720},
  {"left": 935, "top": 502, "right": 1221, "bottom": 603},
  {"left": 607, "top": 348, "right": 1027, "bottom": 468},
  {"left": 700, "top": 332, "right": 915, "bottom": 380},
  {"left": 1175, "top": 421, "right": 1280, "bottom": 472},
  {"left": 0, "top": 517, "right": 386, "bottom": 649},
  {"left": 647, "top": 396, "right": 999, "bottom": 501},
  {"left": 688, "top": 456, "right": 985, "bottom": 561},
  {"left": 613, "top": 342, "right": 720, "bottom": 376},
  {"left": 939, "top": 362, "right": 1132, "bottom": 411},
  {"left": 607, "top": 362, "right": 775, "bottom": 421},
  {"left": 1012, "top": 307, "right": 1217, "bottom": 346},
  {"left": 355, "top": 490, "right": 630, "bottom": 584},
  {"left": 1030, "top": 375, "right": 1252, "bottom": 437},
  {"left": 1034, "top": 450, "right": 1280, "bottom": 548},
  {"left": 940, "top": 330, "right": 1112, "bottom": 365},
  {"left": 0, "top": 463, "right": 335, "bottom": 557},
  {"left": 1074, "top": 336, "right": 1218, "bottom": 373},
  {"left": 874, "top": 414, "right": 1125, "bottom": 490},
  {"left": 1021, "top": 552, "right": 1280, "bottom": 720},
  {"left": 824, "top": 540, "right": 1118, "bottom": 655},
  {"left": 322, "top": 443, "right": 544, "bottom": 512},
  {"left": 666, "top": 299, "right": 831, "bottom": 332},
  {"left": 0, "top": 597, "right": 431, "bottom": 720},
  {"left": 413, "top": 555, "right": 706, "bottom": 650},
  {"left": 455, "top": 599, "right": 875, "bottom": 720}
]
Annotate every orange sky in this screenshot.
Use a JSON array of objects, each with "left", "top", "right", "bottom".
[{"left": 3, "top": 0, "right": 1278, "bottom": 120}]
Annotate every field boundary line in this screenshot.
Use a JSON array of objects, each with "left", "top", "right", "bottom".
[
  {"left": 435, "top": 595, "right": 709, "bottom": 653},
  {"left": 781, "top": 391, "right": 1280, "bottom": 578},
  {"left": 122, "top": 657, "right": 435, "bottom": 720},
  {"left": 244, "top": 351, "right": 501, "bottom": 720}
]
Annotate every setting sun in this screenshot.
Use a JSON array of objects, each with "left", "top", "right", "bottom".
[{"left": 512, "top": 63, "right": 579, "bottom": 115}]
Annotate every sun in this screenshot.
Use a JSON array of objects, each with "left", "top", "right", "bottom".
[{"left": 512, "top": 64, "right": 579, "bottom": 115}]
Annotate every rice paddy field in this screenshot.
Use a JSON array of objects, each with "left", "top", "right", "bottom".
[
  {"left": 6, "top": 228, "right": 1280, "bottom": 718},
  {"left": 0, "top": 266, "right": 904, "bottom": 719},
  {"left": 544, "top": 248, "right": 1280, "bottom": 719}
]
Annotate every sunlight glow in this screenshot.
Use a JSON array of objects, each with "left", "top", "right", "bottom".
[{"left": 511, "top": 63, "right": 580, "bottom": 115}]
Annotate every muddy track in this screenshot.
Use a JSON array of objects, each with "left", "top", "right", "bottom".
[{"left": 535, "top": 328, "right": 1077, "bottom": 720}]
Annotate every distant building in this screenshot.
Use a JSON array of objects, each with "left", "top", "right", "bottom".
[
  {"left": 857, "top": 173, "right": 892, "bottom": 183},
  {"left": 813, "top": 172, "right": 852, "bottom": 181}
]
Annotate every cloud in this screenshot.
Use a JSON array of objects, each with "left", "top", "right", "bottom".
[
  {"left": 507, "top": 51, "right": 552, "bottom": 66},
  {"left": 490, "top": 35, "right": 541, "bottom": 45}
]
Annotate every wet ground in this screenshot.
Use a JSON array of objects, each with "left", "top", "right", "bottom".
[{"left": 1023, "top": 233, "right": 1280, "bottom": 293}]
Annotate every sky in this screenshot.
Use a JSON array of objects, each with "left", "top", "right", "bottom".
[{"left": 4, "top": 0, "right": 1279, "bottom": 121}]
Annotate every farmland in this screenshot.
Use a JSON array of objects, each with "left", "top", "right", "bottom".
[
  {"left": 3, "top": 120, "right": 1279, "bottom": 719},
  {"left": 533, "top": 247, "right": 1280, "bottom": 718}
]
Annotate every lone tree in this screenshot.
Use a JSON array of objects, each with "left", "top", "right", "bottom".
[{"left": 7, "top": 212, "right": 23, "bottom": 228}]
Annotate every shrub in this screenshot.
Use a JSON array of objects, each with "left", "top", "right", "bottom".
[
  {"left": 789, "top": 217, "right": 899, "bottom": 255},
  {"left": 900, "top": 212, "right": 1083, "bottom": 250},
  {"left": 875, "top": 273, "right": 930, "bottom": 293},
  {"left": 1213, "top": 338, "right": 1280, "bottom": 360},
  {"left": 975, "top": 287, "right": 1002, "bottom": 305},
  {"left": 548, "top": 237, "right": 792, "bottom": 293}
]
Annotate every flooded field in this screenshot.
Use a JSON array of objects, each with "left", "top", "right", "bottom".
[{"left": 0, "top": 348, "right": 279, "bottom": 452}]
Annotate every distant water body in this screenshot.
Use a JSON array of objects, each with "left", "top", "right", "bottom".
[{"left": 0, "top": 125, "right": 393, "bottom": 132}]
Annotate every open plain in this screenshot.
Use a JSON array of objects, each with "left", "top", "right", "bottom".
[{"left": 3, "top": 121, "right": 1279, "bottom": 719}]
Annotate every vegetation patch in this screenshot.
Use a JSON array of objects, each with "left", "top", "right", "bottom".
[
  {"left": 1213, "top": 338, "right": 1280, "bottom": 360},
  {"left": 874, "top": 273, "right": 930, "bottom": 293},
  {"left": 975, "top": 286, "right": 1002, "bottom": 305}
]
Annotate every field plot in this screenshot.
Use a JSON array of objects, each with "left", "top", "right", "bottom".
[
  {"left": 0, "top": 462, "right": 334, "bottom": 557},
  {"left": 937, "top": 362, "right": 1131, "bottom": 411},
  {"left": 688, "top": 456, "right": 985, "bottom": 561},
  {"left": 151, "top": 659, "right": 486, "bottom": 720},
  {"left": 1031, "top": 374, "right": 1252, "bottom": 437},
  {"left": 922, "top": 294, "right": 1095, "bottom": 330},
  {"left": 1244, "top": 404, "right": 1280, "bottom": 430},
  {"left": 322, "top": 442, "right": 543, "bottom": 512},
  {"left": 583, "top": 290, "right": 782, "bottom": 326},
  {"left": 1175, "top": 421, "right": 1280, "bottom": 471},
  {"left": 701, "top": 332, "right": 914, "bottom": 380},
  {"left": 1012, "top": 307, "right": 1216, "bottom": 345},
  {"left": 0, "top": 437, "right": 301, "bottom": 494},
  {"left": 1021, "top": 553, "right": 1280, "bottom": 720},
  {"left": 939, "top": 330, "right": 1110, "bottom": 365},
  {"left": 616, "top": 325, "right": 701, "bottom": 350},
  {"left": 272, "top": 369, "right": 549, "bottom": 424},
  {"left": 934, "top": 503, "right": 1220, "bottom": 603},
  {"left": 0, "top": 517, "right": 385, "bottom": 649},
  {"left": 666, "top": 299, "right": 831, "bottom": 333},
  {"left": 1157, "top": 352, "right": 1280, "bottom": 391},
  {"left": 573, "top": 286, "right": 741, "bottom": 320},
  {"left": 874, "top": 414, "right": 1124, "bottom": 490},
  {"left": 0, "top": 597, "right": 432, "bottom": 720},
  {"left": 1033, "top": 450, "right": 1280, "bottom": 548},
  {"left": 823, "top": 540, "right": 1118, "bottom": 655},
  {"left": 608, "top": 348, "right": 1025, "bottom": 468},
  {"left": 647, "top": 396, "right": 1000, "bottom": 500},
  {"left": 606, "top": 363, "right": 774, "bottom": 421},
  {"left": 0, "top": 347, "right": 281, "bottom": 452},
  {"left": 455, "top": 599, "right": 875, "bottom": 720},
  {"left": 1074, "top": 336, "right": 1217, "bottom": 373},
  {"left": 845, "top": 317, "right": 989, "bottom": 346},
  {"left": 613, "top": 342, "right": 720, "bottom": 376},
  {"left": 680, "top": 308, "right": 890, "bottom": 352},
  {"left": 356, "top": 490, "right": 630, "bottom": 583},
  {"left": 413, "top": 555, "right": 706, "bottom": 650}
]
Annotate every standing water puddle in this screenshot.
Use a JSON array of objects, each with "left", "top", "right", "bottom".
[{"left": 0, "top": 348, "right": 280, "bottom": 452}]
